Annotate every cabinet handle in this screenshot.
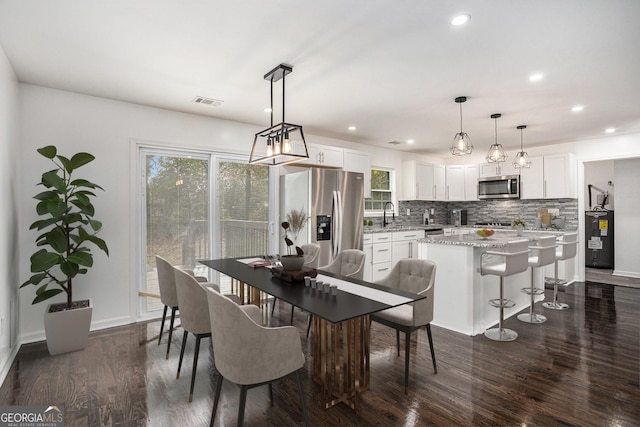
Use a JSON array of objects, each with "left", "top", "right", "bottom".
[
  {"left": 544, "top": 180, "right": 547, "bottom": 198},
  {"left": 409, "top": 241, "right": 413, "bottom": 258},
  {"left": 446, "top": 185, "right": 449, "bottom": 200},
  {"left": 378, "top": 237, "right": 389, "bottom": 240},
  {"left": 433, "top": 185, "right": 436, "bottom": 199},
  {"left": 377, "top": 267, "right": 389, "bottom": 272},
  {"left": 321, "top": 152, "right": 325, "bottom": 163},
  {"left": 378, "top": 248, "right": 389, "bottom": 252}
]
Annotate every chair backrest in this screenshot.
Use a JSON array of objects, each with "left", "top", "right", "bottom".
[
  {"left": 557, "top": 232, "right": 578, "bottom": 260},
  {"left": 301, "top": 243, "right": 321, "bottom": 268},
  {"left": 205, "top": 287, "right": 304, "bottom": 385},
  {"left": 503, "top": 239, "right": 530, "bottom": 276},
  {"left": 376, "top": 258, "right": 437, "bottom": 326},
  {"left": 155, "top": 255, "right": 179, "bottom": 307},
  {"left": 174, "top": 268, "right": 215, "bottom": 335},
  {"left": 320, "top": 249, "right": 366, "bottom": 280},
  {"left": 529, "top": 235, "right": 557, "bottom": 267}
]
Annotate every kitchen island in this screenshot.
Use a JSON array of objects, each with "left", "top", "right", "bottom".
[{"left": 417, "top": 230, "right": 567, "bottom": 336}]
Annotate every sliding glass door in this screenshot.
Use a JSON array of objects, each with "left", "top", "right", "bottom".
[{"left": 138, "top": 148, "right": 274, "bottom": 319}]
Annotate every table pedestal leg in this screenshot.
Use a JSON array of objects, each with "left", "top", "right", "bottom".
[{"left": 312, "top": 315, "right": 370, "bottom": 409}]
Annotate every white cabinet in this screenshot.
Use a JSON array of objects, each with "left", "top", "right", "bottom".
[
  {"left": 299, "top": 143, "right": 344, "bottom": 168},
  {"left": 445, "top": 165, "right": 466, "bottom": 201},
  {"left": 479, "top": 163, "right": 504, "bottom": 178},
  {"left": 363, "top": 234, "right": 373, "bottom": 282},
  {"left": 464, "top": 164, "right": 479, "bottom": 200},
  {"left": 520, "top": 153, "right": 577, "bottom": 199},
  {"left": 343, "top": 149, "right": 371, "bottom": 198},
  {"left": 402, "top": 161, "right": 445, "bottom": 201},
  {"left": 371, "top": 233, "right": 392, "bottom": 282},
  {"left": 391, "top": 230, "right": 423, "bottom": 265}
]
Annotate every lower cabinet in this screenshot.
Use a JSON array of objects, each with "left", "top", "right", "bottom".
[{"left": 363, "top": 230, "right": 422, "bottom": 282}]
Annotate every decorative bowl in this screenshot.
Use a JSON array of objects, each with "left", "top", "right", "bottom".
[
  {"left": 476, "top": 228, "right": 495, "bottom": 239},
  {"left": 280, "top": 255, "right": 305, "bottom": 271}
]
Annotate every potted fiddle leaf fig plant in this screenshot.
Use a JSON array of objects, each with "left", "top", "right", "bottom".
[{"left": 21, "top": 146, "right": 109, "bottom": 355}]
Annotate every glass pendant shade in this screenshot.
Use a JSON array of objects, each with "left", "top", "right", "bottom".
[
  {"left": 486, "top": 113, "right": 508, "bottom": 163},
  {"left": 513, "top": 125, "right": 531, "bottom": 168},
  {"left": 249, "top": 64, "right": 309, "bottom": 166},
  {"left": 450, "top": 96, "right": 473, "bottom": 155}
]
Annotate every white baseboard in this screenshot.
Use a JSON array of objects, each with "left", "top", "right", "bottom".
[
  {"left": 613, "top": 270, "right": 640, "bottom": 279},
  {"left": 18, "top": 315, "right": 133, "bottom": 346},
  {"left": 0, "top": 343, "right": 21, "bottom": 388}
]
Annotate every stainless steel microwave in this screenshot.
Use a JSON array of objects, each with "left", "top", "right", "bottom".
[{"left": 478, "top": 175, "right": 520, "bottom": 199}]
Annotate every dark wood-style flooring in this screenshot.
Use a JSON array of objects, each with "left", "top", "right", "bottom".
[{"left": 2, "top": 281, "right": 639, "bottom": 426}]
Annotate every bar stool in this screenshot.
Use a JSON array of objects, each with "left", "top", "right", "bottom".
[
  {"left": 518, "top": 235, "right": 557, "bottom": 323},
  {"left": 480, "top": 239, "right": 530, "bottom": 341},
  {"left": 543, "top": 232, "right": 578, "bottom": 310}
]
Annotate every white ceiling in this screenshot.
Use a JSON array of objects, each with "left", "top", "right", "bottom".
[{"left": 1, "top": 0, "right": 639, "bottom": 157}]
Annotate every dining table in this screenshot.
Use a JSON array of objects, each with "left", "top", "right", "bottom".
[{"left": 200, "top": 257, "right": 424, "bottom": 410}]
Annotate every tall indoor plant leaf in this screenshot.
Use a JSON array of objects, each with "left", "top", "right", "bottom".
[{"left": 21, "top": 145, "right": 109, "bottom": 309}]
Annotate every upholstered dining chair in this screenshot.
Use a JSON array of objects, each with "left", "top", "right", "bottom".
[
  {"left": 174, "top": 268, "right": 217, "bottom": 403},
  {"left": 306, "top": 249, "right": 367, "bottom": 336},
  {"left": 271, "top": 243, "right": 321, "bottom": 325},
  {"left": 205, "top": 287, "right": 309, "bottom": 427},
  {"left": 370, "top": 258, "right": 437, "bottom": 394},
  {"left": 156, "top": 255, "right": 207, "bottom": 359}
]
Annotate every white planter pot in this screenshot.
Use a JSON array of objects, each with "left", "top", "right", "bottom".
[{"left": 44, "top": 298, "right": 92, "bottom": 356}]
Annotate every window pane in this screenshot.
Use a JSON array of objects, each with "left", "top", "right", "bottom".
[{"left": 371, "top": 169, "right": 390, "bottom": 190}]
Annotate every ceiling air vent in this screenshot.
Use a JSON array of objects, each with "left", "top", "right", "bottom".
[{"left": 192, "top": 96, "right": 223, "bottom": 107}]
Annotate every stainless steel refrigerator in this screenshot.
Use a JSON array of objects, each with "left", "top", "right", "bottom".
[{"left": 280, "top": 168, "right": 364, "bottom": 267}]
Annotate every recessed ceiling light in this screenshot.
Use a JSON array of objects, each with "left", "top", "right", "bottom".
[
  {"left": 450, "top": 14, "right": 470, "bottom": 26},
  {"left": 571, "top": 105, "right": 584, "bottom": 112},
  {"left": 529, "top": 73, "right": 543, "bottom": 82},
  {"left": 407, "top": 139, "right": 415, "bottom": 144},
  {"left": 605, "top": 128, "right": 616, "bottom": 134},
  {"left": 348, "top": 126, "right": 357, "bottom": 131},
  {"left": 264, "top": 107, "right": 272, "bottom": 113}
]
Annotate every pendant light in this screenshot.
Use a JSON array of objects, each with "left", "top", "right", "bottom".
[
  {"left": 450, "top": 96, "right": 473, "bottom": 155},
  {"left": 249, "top": 64, "right": 309, "bottom": 166},
  {"left": 486, "top": 113, "right": 508, "bottom": 163},
  {"left": 513, "top": 125, "right": 532, "bottom": 169}
]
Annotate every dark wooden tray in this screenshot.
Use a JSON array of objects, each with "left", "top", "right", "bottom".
[{"left": 271, "top": 267, "right": 317, "bottom": 283}]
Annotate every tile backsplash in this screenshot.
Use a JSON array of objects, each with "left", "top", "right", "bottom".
[{"left": 365, "top": 199, "right": 578, "bottom": 230}]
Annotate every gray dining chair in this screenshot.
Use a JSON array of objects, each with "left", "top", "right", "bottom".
[
  {"left": 174, "top": 268, "right": 216, "bottom": 403},
  {"left": 205, "top": 286, "right": 309, "bottom": 427},
  {"left": 370, "top": 258, "right": 437, "bottom": 394},
  {"left": 155, "top": 255, "right": 207, "bottom": 359},
  {"left": 306, "top": 249, "right": 367, "bottom": 336}
]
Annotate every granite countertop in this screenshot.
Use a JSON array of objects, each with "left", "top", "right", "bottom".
[
  {"left": 364, "top": 225, "right": 443, "bottom": 234},
  {"left": 417, "top": 231, "right": 561, "bottom": 248}
]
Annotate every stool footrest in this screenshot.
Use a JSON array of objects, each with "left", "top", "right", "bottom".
[
  {"left": 489, "top": 298, "right": 515, "bottom": 308},
  {"left": 521, "top": 287, "right": 545, "bottom": 295}
]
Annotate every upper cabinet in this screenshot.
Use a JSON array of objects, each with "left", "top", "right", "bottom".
[
  {"left": 464, "top": 164, "right": 479, "bottom": 201},
  {"left": 343, "top": 148, "right": 371, "bottom": 198},
  {"left": 402, "top": 161, "right": 446, "bottom": 201},
  {"left": 299, "top": 143, "right": 344, "bottom": 168},
  {"left": 520, "top": 153, "right": 577, "bottom": 199},
  {"left": 446, "top": 164, "right": 478, "bottom": 201},
  {"left": 479, "top": 163, "right": 505, "bottom": 178}
]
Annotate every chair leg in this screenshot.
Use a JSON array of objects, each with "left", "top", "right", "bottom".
[
  {"left": 290, "top": 305, "right": 294, "bottom": 325},
  {"left": 268, "top": 383, "right": 273, "bottom": 406},
  {"left": 295, "top": 370, "right": 310, "bottom": 427},
  {"left": 543, "top": 260, "right": 570, "bottom": 310},
  {"left": 404, "top": 331, "right": 411, "bottom": 394},
  {"left": 210, "top": 374, "right": 223, "bottom": 427},
  {"left": 426, "top": 324, "right": 437, "bottom": 374},
  {"left": 271, "top": 297, "right": 278, "bottom": 317},
  {"left": 189, "top": 335, "right": 202, "bottom": 403},
  {"left": 158, "top": 305, "right": 168, "bottom": 345},
  {"left": 177, "top": 330, "right": 188, "bottom": 379},
  {"left": 166, "top": 307, "right": 177, "bottom": 359},
  {"left": 306, "top": 315, "right": 313, "bottom": 337},
  {"left": 396, "top": 330, "right": 400, "bottom": 357},
  {"left": 237, "top": 385, "right": 248, "bottom": 427}
]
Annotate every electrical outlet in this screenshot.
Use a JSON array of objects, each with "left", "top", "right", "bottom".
[
  {"left": 406, "top": 209, "right": 410, "bottom": 216},
  {"left": 548, "top": 208, "right": 560, "bottom": 216}
]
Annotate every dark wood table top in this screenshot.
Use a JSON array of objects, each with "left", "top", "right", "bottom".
[{"left": 200, "top": 258, "right": 424, "bottom": 324}]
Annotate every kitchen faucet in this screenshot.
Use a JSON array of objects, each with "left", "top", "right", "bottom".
[{"left": 383, "top": 201, "right": 395, "bottom": 227}]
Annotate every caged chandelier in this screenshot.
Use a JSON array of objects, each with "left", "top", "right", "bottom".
[
  {"left": 249, "top": 64, "right": 309, "bottom": 166},
  {"left": 486, "top": 113, "right": 508, "bottom": 163},
  {"left": 450, "top": 96, "right": 474, "bottom": 155},
  {"left": 513, "top": 125, "right": 532, "bottom": 168}
]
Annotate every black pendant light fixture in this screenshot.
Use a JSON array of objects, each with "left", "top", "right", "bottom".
[
  {"left": 450, "top": 96, "right": 473, "bottom": 155},
  {"left": 249, "top": 63, "right": 309, "bottom": 166},
  {"left": 513, "top": 125, "right": 532, "bottom": 169},
  {"left": 486, "top": 113, "right": 508, "bottom": 163}
]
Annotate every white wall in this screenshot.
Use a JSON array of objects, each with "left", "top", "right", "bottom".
[
  {"left": 613, "top": 159, "right": 640, "bottom": 278},
  {"left": 0, "top": 44, "right": 19, "bottom": 380}
]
